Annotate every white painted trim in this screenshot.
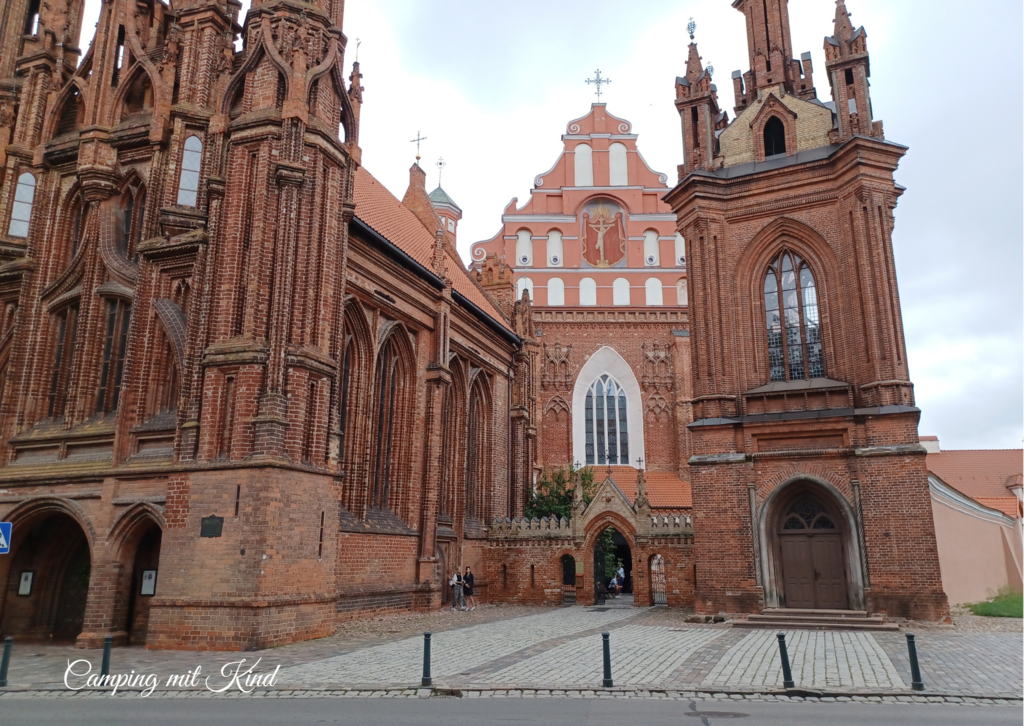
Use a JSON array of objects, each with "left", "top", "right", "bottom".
[
  {"left": 929, "top": 475, "right": 1017, "bottom": 527},
  {"left": 572, "top": 346, "right": 645, "bottom": 469},
  {"left": 630, "top": 214, "right": 677, "bottom": 222}
]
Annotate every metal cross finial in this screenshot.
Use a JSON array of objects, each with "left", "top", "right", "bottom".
[
  {"left": 354, "top": 38, "right": 361, "bottom": 62},
  {"left": 436, "top": 157, "right": 446, "bottom": 187},
  {"left": 636, "top": 457, "right": 644, "bottom": 469},
  {"left": 687, "top": 17, "right": 696, "bottom": 41},
  {"left": 410, "top": 130, "right": 428, "bottom": 162},
  {"left": 586, "top": 69, "right": 611, "bottom": 102}
]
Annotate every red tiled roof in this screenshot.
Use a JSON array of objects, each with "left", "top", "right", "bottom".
[
  {"left": 976, "top": 498, "right": 1023, "bottom": 519},
  {"left": 352, "top": 166, "right": 511, "bottom": 331},
  {"left": 927, "top": 449, "right": 1022, "bottom": 520},
  {"left": 600, "top": 465, "right": 692, "bottom": 509}
]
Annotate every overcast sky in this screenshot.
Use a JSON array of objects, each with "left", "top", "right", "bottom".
[{"left": 79, "top": 0, "right": 1023, "bottom": 450}]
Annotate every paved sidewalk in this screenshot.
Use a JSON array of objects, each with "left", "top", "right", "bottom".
[{"left": 0, "top": 606, "right": 1019, "bottom": 700}]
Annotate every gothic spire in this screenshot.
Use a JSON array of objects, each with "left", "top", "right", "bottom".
[{"left": 832, "top": 0, "right": 855, "bottom": 42}]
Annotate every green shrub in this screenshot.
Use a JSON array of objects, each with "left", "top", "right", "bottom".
[{"left": 524, "top": 465, "right": 596, "bottom": 521}]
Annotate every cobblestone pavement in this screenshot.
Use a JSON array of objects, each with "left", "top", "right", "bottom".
[
  {"left": 278, "top": 608, "right": 636, "bottom": 687},
  {"left": 876, "top": 632, "right": 1023, "bottom": 696},
  {"left": 0, "top": 605, "right": 1019, "bottom": 700},
  {"left": 701, "top": 630, "right": 904, "bottom": 690}
]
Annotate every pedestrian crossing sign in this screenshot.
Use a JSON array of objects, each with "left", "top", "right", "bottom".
[{"left": 0, "top": 522, "right": 10, "bottom": 554}]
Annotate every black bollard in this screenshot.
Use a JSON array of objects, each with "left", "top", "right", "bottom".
[
  {"left": 776, "top": 632, "right": 795, "bottom": 689},
  {"left": 421, "top": 632, "right": 432, "bottom": 687},
  {"left": 601, "top": 631, "right": 613, "bottom": 688},
  {"left": 0, "top": 636, "right": 12, "bottom": 687},
  {"left": 101, "top": 635, "right": 112, "bottom": 678},
  {"left": 906, "top": 633, "right": 925, "bottom": 691}
]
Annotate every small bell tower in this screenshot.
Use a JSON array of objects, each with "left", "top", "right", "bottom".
[{"left": 824, "top": 0, "right": 883, "bottom": 141}]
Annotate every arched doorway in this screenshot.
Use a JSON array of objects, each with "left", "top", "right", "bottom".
[
  {"left": 649, "top": 554, "right": 667, "bottom": 606},
  {"left": 125, "top": 526, "right": 162, "bottom": 644},
  {"left": 593, "top": 526, "right": 632, "bottom": 604},
  {"left": 560, "top": 555, "right": 576, "bottom": 604},
  {"left": 0, "top": 512, "right": 91, "bottom": 642},
  {"left": 773, "top": 490, "right": 849, "bottom": 609}
]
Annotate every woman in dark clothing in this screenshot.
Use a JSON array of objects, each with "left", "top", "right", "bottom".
[{"left": 463, "top": 566, "right": 476, "bottom": 610}]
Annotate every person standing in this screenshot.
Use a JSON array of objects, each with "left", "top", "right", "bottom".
[
  {"left": 450, "top": 570, "right": 466, "bottom": 611},
  {"left": 464, "top": 566, "right": 476, "bottom": 610}
]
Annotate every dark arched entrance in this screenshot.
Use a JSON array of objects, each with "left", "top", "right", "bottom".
[
  {"left": 593, "top": 526, "right": 632, "bottom": 603},
  {"left": 774, "top": 491, "right": 849, "bottom": 609},
  {"left": 0, "top": 512, "right": 91, "bottom": 642},
  {"left": 560, "top": 555, "right": 576, "bottom": 604},
  {"left": 125, "top": 525, "right": 162, "bottom": 644}
]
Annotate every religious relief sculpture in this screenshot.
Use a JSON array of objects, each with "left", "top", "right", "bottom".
[{"left": 580, "top": 200, "right": 626, "bottom": 267}]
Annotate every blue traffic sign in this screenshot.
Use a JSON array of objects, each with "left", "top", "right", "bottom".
[{"left": 0, "top": 522, "right": 10, "bottom": 554}]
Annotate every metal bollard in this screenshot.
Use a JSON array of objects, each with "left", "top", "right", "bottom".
[
  {"left": 601, "top": 631, "right": 613, "bottom": 688},
  {"left": 776, "top": 632, "right": 795, "bottom": 689},
  {"left": 906, "top": 633, "right": 925, "bottom": 691},
  {"left": 101, "top": 635, "right": 112, "bottom": 677},
  {"left": 0, "top": 636, "right": 12, "bottom": 687},
  {"left": 421, "top": 632, "right": 432, "bottom": 687}
]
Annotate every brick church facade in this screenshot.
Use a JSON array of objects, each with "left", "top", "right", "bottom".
[{"left": 0, "top": 0, "right": 947, "bottom": 651}]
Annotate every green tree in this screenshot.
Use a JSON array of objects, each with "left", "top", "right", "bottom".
[
  {"left": 524, "top": 464, "right": 597, "bottom": 520},
  {"left": 597, "top": 527, "right": 621, "bottom": 581}
]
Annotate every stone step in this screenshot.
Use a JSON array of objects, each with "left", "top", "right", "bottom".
[
  {"left": 731, "top": 615, "right": 899, "bottom": 632},
  {"left": 760, "top": 608, "right": 869, "bottom": 618}
]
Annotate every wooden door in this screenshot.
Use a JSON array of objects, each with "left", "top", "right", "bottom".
[
  {"left": 779, "top": 535, "right": 816, "bottom": 608},
  {"left": 777, "top": 493, "right": 850, "bottom": 609},
  {"left": 811, "top": 534, "right": 848, "bottom": 609}
]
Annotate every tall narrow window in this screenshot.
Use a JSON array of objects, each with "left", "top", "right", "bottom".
[
  {"left": 47, "top": 304, "right": 80, "bottom": 417},
  {"left": 96, "top": 300, "right": 131, "bottom": 414},
  {"left": 516, "top": 277, "right": 533, "bottom": 301},
  {"left": 112, "top": 26, "right": 126, "bottom": 86},
  {"left": 546, "top": 230, "right": 563, "bottom": 267},
  {"left": 609, "top": 143, "right": 628, "bottom": 186},
  {"left": 644, "top": 278, "right": 663, "bottom": 306},
  {"left": 515, "top": 229, "right": 532, "bottom": 266},
  {"left": 643, "top": 230, "right": 660, "bottom": 266},
  {"left": 764, "top": 251, "right": 824, "bottom": 382},
  {"left": 23, "top": 0, "right": 40, "bottom": 35},
  {"left": 763, "top": 116, "right": 786, "bottom": 157},
  {"left": 574, "top": 143, "right": 593, "bottom": 186},
  {"left": 176, "top": 136, "right": 203, "bottom": 207},
  {"left": 371, "top": 337, "right": 402, "bottom": 510},
  {"left": 547, "top": 277, "right": 565, "bottom": 306},
  {"left": 579, "top": 277, "right": 597, "bottom": 306},
  {"left": 68, "top": 194, "right": 85, "bottom": 260},
  {"left": 612, "top": 278, "right": 630, "bottom": 306},
  {"left": 338, "top": 342, "right": 352, "bottom": 461},
  {"left": 465, "top": 383, "right": 485, "bottom": 522},
  {"left": 584, "top": 374, "right": 628, "bottom": 466},
  {"left": 8, "top": 173, "right": 36, "bottom": 237}
]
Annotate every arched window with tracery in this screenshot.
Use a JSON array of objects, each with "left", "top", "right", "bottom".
[
  {"left": 96, "top": 299, "right": 132, "bottom": 414},
  {"left": 584, "top": 374, "right": 629, "bottom": 466},
  {"left": 369, "top": 334, "right": 406, "bottom": 512},
  {"left": 764, "top": 251, "right": 823, "bottom": 382},
  {"left": 764, "top": 116, "right": 787, "bottom": 157},
  {"left": 8, "top": 173, "right": 36, "bottom": 237},
  {"left": 465, "top": 379, "right": 488, "bottom": 523},
  {"left": 47, "top": 303, "right": 80, "bottom": 418},
  {"left": 176, "top": 136, "right": 202, "bottom": 207}
]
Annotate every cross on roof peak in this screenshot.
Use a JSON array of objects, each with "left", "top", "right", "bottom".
[
  {"left": 410, "top": 130, "right": 427, "bottom": 162},
  {"left": 586, "top": 69, "right": 611, "bottom": 102}
]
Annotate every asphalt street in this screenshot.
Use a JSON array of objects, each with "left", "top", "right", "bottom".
[{"left": 0, "top": 697, "right": 1019, "bottom": 725}]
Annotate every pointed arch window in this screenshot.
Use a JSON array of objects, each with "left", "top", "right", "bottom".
[
  {"left": 96, "top": 299, "right": 132, "bottom": 414},
  {"left": 8, "top": 173, "right": 36, "bottom": 237},
  {"left": 584, "top": 374, "right": 629, "bottom": 466},
  {"left": 47, "top": 304, "right": 80, "bottom": 417},
  {"left": 764, "top": 116, "right": 787, "bottom": 157},
  {"left": 465, "top": 380, "right": 486, "bottom": 522},
  {"left": 764, "top": 251, "right": 824, "bottom": 382},
  {"left": 370, "top": 336, "right": 403, "bottom": 511},
  {"left": 176, "top": 136, "right": 203, "bottom": 207}
]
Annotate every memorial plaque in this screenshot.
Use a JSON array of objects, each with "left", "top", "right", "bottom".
[
  {"left": 18, "top": 571, "right": 32, "bottom": 596},
  {"left": 200, "top": 515, "right": 224, "bottom": 538},
  {"left": 140, "top": 569, "right": 157, "bottom": 596}
]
